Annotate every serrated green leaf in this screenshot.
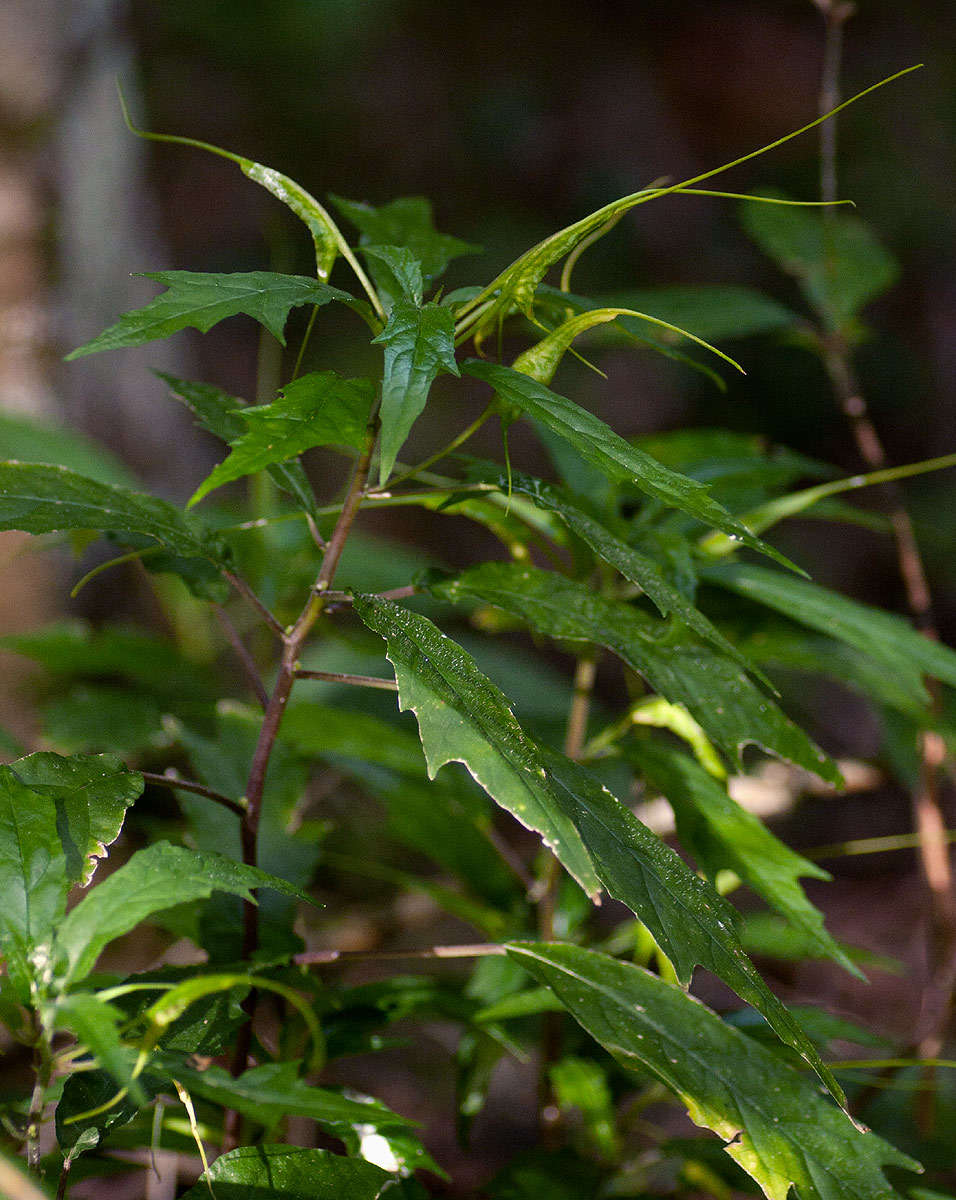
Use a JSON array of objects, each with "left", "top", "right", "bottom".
[
  {"left": 49, "top": 992, "right": 145, "bottom": 1103},
  {"left": 350, "top": 594, "right": 600, "bottom": 897},
  {"left": 462, "top": 360, "right": 797, "bottom": 571},
  {"left": 0, "top": 411, "right": 138, "bottom": 489},
  {"left": 373, "top": 301, "right": 459, "bottom": 485},
  {"left": 627, "top": 741, "right": 858, "bottom": 976},
  {"left": 331, "top": 194, "right": 480, "bottom": 283},
  {"left": 433, "top": 563, "right": 839, "bottom": 780},
  {"left": 66, "top": 271, "right": 350, "bottom": 359},
  {"left": 741, "top": 193, "right": 899, "bottom": 330},
  {"left": 0, "top": 766, "right": 69, "bottom": 998},
  {"left": 157, "top": 373, "right": 318, "bottom": 513},
  {"left": 536, "top": 749, "right": 840, "bottom": 1099},
  {"left": 8, "top": 752, "right": 142, "bottom": 888},
  {"left": 0, "top": 462, "right": 221, "bottom": 564},
  {"left": 360, "top": 245, "right": 424, "bottom": 309},
  {"left": 702, "top": 561, "right": 956, "bottom": 705},
  {"left": 54, "top": 842, "right": 313, "bottom": 985},
  {"left": 473, "top": 468, "right": 763, "bottom": 678},
  {"left": 508, "top": 943, "right": 919, "bottom": 1199},
  {"left": 189, "top": 371, "right": 374, "bottom": 506},
  {"left": 180, "top": 1144, "right": 392, "bottom": 1200}
]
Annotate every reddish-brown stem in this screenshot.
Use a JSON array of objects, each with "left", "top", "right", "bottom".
[
  {"left": 214, "top": 603, "right": 269, "bottom": 708},
  {"left": 223, "top": 413, "right": 380, "bottom": 1142},
  {"left": 814, "top": 4, "right": 954, "bottom": 1129},
  {"left": 225, "top": 570, "right": 285, "bottom": 637},
  {"left": 140, "top": 771, "right": 246, "bottom": 818}
]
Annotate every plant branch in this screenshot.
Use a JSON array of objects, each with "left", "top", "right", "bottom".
[
  {"left": 224, "top": 571, "right": 285, "bottom": 637},
  {"left": 213, "top": 604, "right": 269, "bottom": 708},
  {"left": 224, "top": 410, "right": 380, "bottom": 1127},
  {"left": 295, "top": 943, "right": 506, "bottom": 966},
  {"left": 294, "top": 669, "right": 398, "bottom": 691},
  {"left": 372, "top": 404, "right": 494, "bottom": 492},
  {"left": 813, "top": 8, "right": 954, "bottom": 1130},
  {"left": 139, "top": 771, "right": 246, "bottom": 818}
]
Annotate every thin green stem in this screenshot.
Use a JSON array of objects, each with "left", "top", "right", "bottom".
[
  {"left": 290, "top": 304, "right": 320, "bottom": 382},
  {"left": 373, "top": 404, "right": 494, "bottom": 492}
]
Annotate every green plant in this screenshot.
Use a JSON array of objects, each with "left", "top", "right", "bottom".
[{"left": 1, "top": 62, "right": 954, "bottom": 1200}]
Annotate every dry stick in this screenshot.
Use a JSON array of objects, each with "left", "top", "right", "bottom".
[
  {"left": 139, "top": 771, "right": 245, "bottom": 819},
  {"left": 295, "top": 943, "right": 506, "bottom": 967},
  {"left": 537, "top": 652, "right": 599, "bottom": 1141},
  {"left": 294, "top": 669, "right": 397, "bottom": 691},
  {"left": 213, "top": 603, "right": 269, "bottom": 709},
  {"left": 815, "top": 2, "right": 956, "bottom": 1129},
  {"left": 222, "top": 414, "right": 380, "bottom": 1148}
]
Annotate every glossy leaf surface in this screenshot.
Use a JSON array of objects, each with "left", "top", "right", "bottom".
[
  {"left": 180, "top": 1144, "right": 392, "bottom": 1200},
  {"left": 434, "top": 563, "right": 839, "bottom": 780},
  {"left": 0, "top": 462, "right": 220, "bottom": 562},
  {"left": 189, "top": 372, "right": 374, "bottom": 505},
  {"left": 628, "top": 741, "right": 857, "bottom": 974},
  {"left": 351, "top": 594, "right": 599, "bottom": 897},
  {"left": 703, "top": 560, "right": 956, "bottom": 704},
  {"left": 538, "top": 749, "right": 840, "bottom": 1098},
  {"left": 373, "top": 301, "right": 459, "bottom": 484},
  {"left": 507, "top": 943, "right": 918, "bottom": 1200},
  {"left": 463, "top": 360, "right": 795, "bottom": 568},
  {"left": 54, "top": 842, "right": 312, "bottom": 984},
  {"left": 9, "top": 752, "right": 142, "bottom": 887},
  {"left": 331, "top": 194, "right": 480, "bottom": 283},
  {"left": 158, "top": 373, "right": 317, "bottom": 512},
  {"left": 477, "top": 468, "right": 761, "bottom": 675},
  {"left": 66, "top": 271, "right": 350, "bottom": 358}
]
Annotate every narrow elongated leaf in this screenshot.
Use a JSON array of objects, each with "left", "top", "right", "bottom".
[
  {"left": 157, "top": 373, "right": 317, "bottom": 513},
  {"left": 54, "top": 842, "right": 313, "bottom": 984},
  {"left": 741, "top": 193, "right": 898, "bottom": 330},
  {"left": 0, "top": 411, "right": 138, "bottom": 488},
  {"left": 627, "top": 741, "right": 858, "bottom": 975},
  {"left": 0, "top": 766, "right": 69, "bottom": 997},
  {"left": 507, "top": 944, "right": 919, "bottom": 1200},
  {"left": 463, "top": 360, "right": 796, "bottom": 570},
  {"left": 331, "top": 194, "right": 480, "bottom": 283},
  {"left": 350, "top": 594, "right": 600, "bottom": 897},
  {"left": 9, "top": 752, "right": 142, "bottom": 886},
  {"left": 189, "top": 372, "right": 374, "bottom": 505},
  {"left": 537, "top": 749, "right": 840, "bottom": 1099},
  {"left": 67, "top": 271, "right": 350, "bottom": 359},
  {"left": 50, "top": 993, "right": 145, "bottom": 1102},
  {"left": 0, "top": 462, "right": 220, "bottom": 562},
  {"left": 181, "top": 1145, "right": 391, "bottom": 1200},
  {"left": 373, "top": 301, "right": 459, "bottom": 484},
  {"left": 434, "top": 564, "right": 839, "bottom": 781},
  {"left": 513, "top": 306, "right": 743, "bottom": 383},
  {"left": 703, "top": 561, "right": 956, "bottom": 704},
  {"left": 594, "top": 285, "right": 799, "bottom": 342},
  {"left": 451, "top": 66, "right": 918, "bottom": 340},
  {"left": 474, "top": 468, "right": 763, "bottom": 677}
]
